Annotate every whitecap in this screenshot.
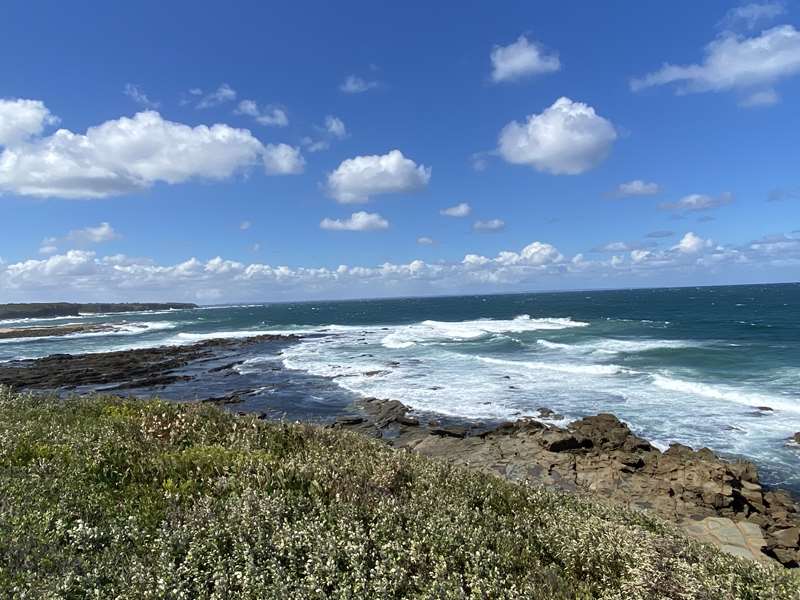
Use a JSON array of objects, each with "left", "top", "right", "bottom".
[
  {"left": 476, "top": 356, "right": 634, "bottom": 376},
  {"left": 651, "top": 374, "right": 800, "bottom": 414},
  {"left": 380, "top": 315, "right": 588, "bottom": 348},
  {"left": 535, "top": 339, "right": 572, "bottom": 350}
]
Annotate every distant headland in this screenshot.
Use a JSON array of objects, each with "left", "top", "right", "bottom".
[{"left": 0, "top": 302, "right": 197, "bottom": 320}]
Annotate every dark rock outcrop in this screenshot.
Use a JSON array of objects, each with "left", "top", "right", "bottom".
[
  {"left": 335, "top": 397, "right": 800, "bottom": 568},
  {"left": 0, "top": 334, "right": 298, "bottom": 391},
  {"left": 0, "top": 323, "right": 120, "bottom": 340}
]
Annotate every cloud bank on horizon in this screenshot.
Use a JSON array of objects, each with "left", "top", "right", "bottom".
[
  {"left": 1, "top": 1, "right": 799, "bottom": 302},
  {"left": 2, "top": 229, "right": 798, "bottom": 303}
]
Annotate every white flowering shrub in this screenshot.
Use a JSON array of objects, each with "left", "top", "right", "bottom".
[{"left": 0, "top": 387, "right": 797, "bottom": 599}]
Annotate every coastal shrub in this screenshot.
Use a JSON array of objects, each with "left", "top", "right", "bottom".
[{"left": 0, "top": 387, "right": 797, "bottom": 599}]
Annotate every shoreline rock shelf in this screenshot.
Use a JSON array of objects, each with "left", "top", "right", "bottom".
[
  {"left": 0, "top": 323, "right": 117, "bottom": 340},
  {"left": 0, "top": 334, "right": 299, "bottom": 390},
  {"left": 335, "top": 397, "right": 800, "bottom": 567}
]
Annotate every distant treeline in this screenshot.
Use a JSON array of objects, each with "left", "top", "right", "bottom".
[{"left": 0, "top": 303, "right": 198, "bottom": 320}]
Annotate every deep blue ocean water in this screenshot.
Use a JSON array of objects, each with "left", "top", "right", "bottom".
[{"left": 2, "top": 283, "right": 799, "bottom": 492}]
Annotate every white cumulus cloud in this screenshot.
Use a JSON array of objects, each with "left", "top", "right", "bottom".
[
  {"left": 235, "top": 100, "right": 289, "bottom": 127},
  {"left": 339, "top": 75, "right": 378, "bottom": 94},
  {"left": 196, "top": 83, "right": 237, "bottom": 109},
  {"left": 0, "top": 98, "right": 59, "bottom": 146},
  {"left": 320, "top": 211, "right": 389, "bottom": 231},
  {"left": 417, "top": 236, "right": 434, "bottom": 245},
  {"left": 38, "top": 222, "right": 120, "bottom": 255},
  {"left": 440, "top": 202, "right": 471, "bottom": 217},
  {"left": 3, "top": 231, "right": 798, "bottom": 302},
  {"left": 490, "top": 35, "right": 560, "bottom": 82},
  {"left": 631, "top": 26, "right": 800, "bottom": 106},
  {"left": 0, "top": 103, "right": 304, "bottom": 198},
  {"left": 660, "top": 192, "right": 733, "bottom": 212},
  {"left": 262, "top": 143, "right": 305, "bottom": 175},
  {"left": 0, "top": 108, "right": 298, "bottom": 198},
  {"left": 123, "top": 84, "right": 159, "bottom": 109},
  {"left": 498, "top": 97, "right": 617, "bottom": 175},
  {"left": 615, "top": 179, "right": 661, "bottom": 197},
  {"left": 67, "top": 222, "right": 119, "bottom": 244},
  {"left": 326, "top": 149, "right": 431, "bottom": 203},
  {"left": 325, "top": 116, "right": 347, "bottom": 138},
  {"left": 720, "top": 2, "right": 785, "bottom": 30},
  {"left": 673, "top": 232, "right": 713, "bottom": 253},
  {"left": 473, "top": 219, "right": 505, "bottom": 232}
]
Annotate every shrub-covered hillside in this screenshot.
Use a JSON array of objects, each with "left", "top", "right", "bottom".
[{"left": 0, "top": 388, "right": 797, "bottom": 599}]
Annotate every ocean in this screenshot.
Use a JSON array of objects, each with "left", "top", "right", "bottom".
[{"left": 1, "top": 283, "right": 799, "bottom": 492}]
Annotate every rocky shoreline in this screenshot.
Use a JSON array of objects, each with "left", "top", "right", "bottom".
[
  {"left": 0, "top": 334, "right": 298, "bottom": 392},
  {"left": 0, "top": 323, "right": 119, "bottom": 340},
  {"left": 0, "top": 302, "right": 197, "bottom": 320},
  {"left": 332, "top": 397, "right": 800, "bottom": 568},
  {"left": 1, "top": 334, "right": 798, "bottom": 567}
]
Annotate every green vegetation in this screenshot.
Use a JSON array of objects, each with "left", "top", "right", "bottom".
[{"left": 0, "top": 388, "right": 797, "bottom": 599}]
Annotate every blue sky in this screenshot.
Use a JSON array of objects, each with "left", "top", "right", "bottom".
[{"left": 1, "top": 1, "right": 799, "bottom": 302}]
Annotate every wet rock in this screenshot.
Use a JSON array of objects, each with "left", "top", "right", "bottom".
[
  {"left": 0, "top": 323, "right": 117, "bottom": 340},
  {"left": 769, "top": 547, "right": 799, "bottom": 568},
  {"left": 200, "top": 390, "right": 250, "bottom": 405},
  {"left": 430, "top": 426, "right": 467, "bottom": 439},
  {"left": 769, "top": 527, "right": 800, "bottom": 548},
  {"left": 0, "top": 334, "right": 299, "bottom": 391},
  {"left": 569, "top": 413, "right": 653, "bottom": 452},
  {"left": 207, "top": 360, "right": 245, "bottom": 373},
  {"left": 728, "top": 460, "right": 759, "bottom": 484},
  {"left": 536, "top": 407, "right": 563, "bottom": 419},
  {"left": 335, "top": 415, "right": 365, "bottom": 426},
  {"left": 355, "top": 397, "right": 422, "bottom": 430},
  {"left": 109, "top": 374, "right": 193, "bottom": 390},
  {"left": 755, "top": 406, "right": 774, "bottom": 412}
]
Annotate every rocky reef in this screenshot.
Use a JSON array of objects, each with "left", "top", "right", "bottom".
[
  {"left": 0, "top": 302, "right": 197, "bottom": 320},
  {"left": 0, "top": 334, "right": 297, "bottom": 391},
  {"left": 335, "top": 397, "right": 800, "bottom": 567},
  {"left": 0, "top": 323, "right": 118, "bottom": 340}
]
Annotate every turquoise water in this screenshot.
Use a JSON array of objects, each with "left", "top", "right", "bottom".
[{"left": 2, "top": 283, "right": 799, "bottom": 491}]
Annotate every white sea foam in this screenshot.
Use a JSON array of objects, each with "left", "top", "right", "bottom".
[
  {"left": 380, "top": 315, "right": 588, "bottom": 349},
  {"left": 535, "top": 339, "right": 572, "bottom": 350},
  {"left": 476, "top": 356, "right": 633, "bottom": 376},
  {"left": 166, "top": 326, "right": 356, "bottom": 345},
  {"left": 0, "top": 321, "right": 177, "bottom": 344},
  {"left": 194, "top": 304, "right": 266, "bottom": 311},
  {"left": 651, "top": 374, "right": 800, "bottom": 413},
  {"left": 583, "top": 338, "right": 698, "bottom": 354},
  {"left": 535, "top": 336, "right": 696, "bottom": 355},
  {"left": 0, "top": 315, "right": 92, "bottom": 325}
]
